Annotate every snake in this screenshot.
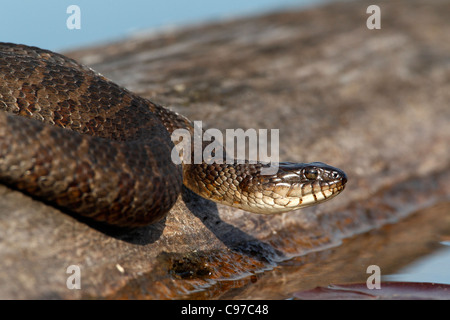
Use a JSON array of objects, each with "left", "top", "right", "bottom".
[{"left": 0, "top": 42, "right": 347, "bottom": 227}]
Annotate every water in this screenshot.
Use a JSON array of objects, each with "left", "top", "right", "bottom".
[
  {"left": 383, "top": 241, "right": 450, "bottom": 284},
  {"left": 186, "top": 202, "right": 450, "bottom": 299}
]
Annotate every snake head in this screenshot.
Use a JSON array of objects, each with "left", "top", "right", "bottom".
[
  {"left": 184, "top": 161, "right": 347, "bottom": 215},
  {"left": 237, "top": 161, "right": 348, "bottom": 214}
]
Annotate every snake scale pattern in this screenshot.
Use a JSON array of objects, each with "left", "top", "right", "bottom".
[{"left": 0, "top": 42, "right": 347, "bottom": 227}]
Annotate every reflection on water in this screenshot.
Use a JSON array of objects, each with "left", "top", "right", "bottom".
[
  {"left": 201, "top": 202, "right": 450, "bottom": 299},
  {"left": 383, "top": 241, "right": 450, "bottom": 284}
]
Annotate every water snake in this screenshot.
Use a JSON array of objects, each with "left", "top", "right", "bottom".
[{"left": 0, "top": 42, "right": 347, "bottom": 227}]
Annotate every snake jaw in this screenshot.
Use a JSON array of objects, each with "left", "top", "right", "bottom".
[{"left": 280, "top": 162, "right": 347, "bottom": 210}]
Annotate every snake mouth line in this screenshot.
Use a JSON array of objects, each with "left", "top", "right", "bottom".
[
  {"left": 313, "top": 182, "right": 347, "bottom": 203},
  {"left": 230, "top": 174, "right": 347, "bottom": 215},
  {"left": 291, "top": 179, "right": 347, "bottom": 209}
]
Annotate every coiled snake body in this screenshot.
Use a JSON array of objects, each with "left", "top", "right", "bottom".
[{"left": 0, "top": 43, "right": 347, "bottom": 227}]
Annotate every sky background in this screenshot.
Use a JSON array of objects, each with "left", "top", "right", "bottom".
[{"left": 0, "top": 0, "right": 328, "bottom": 51}]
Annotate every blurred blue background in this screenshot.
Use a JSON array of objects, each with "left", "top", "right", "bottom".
[{"left": 0, "top": 0, "right": 326, "bottom": 51}]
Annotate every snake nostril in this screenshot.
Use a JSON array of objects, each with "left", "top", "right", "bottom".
[{"left": 331, "top": 170, "right": 347, "bottom": 184}]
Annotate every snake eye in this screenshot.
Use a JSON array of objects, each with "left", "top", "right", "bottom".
[{"left": 304, "top": 167, "right": 318, "bottom": 180}]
